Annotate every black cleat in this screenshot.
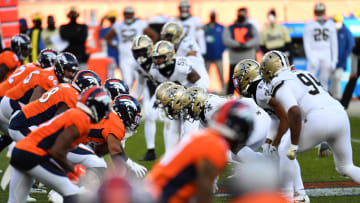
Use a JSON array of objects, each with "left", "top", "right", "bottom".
[
  {"left": 318, "top": 142, "right": 332, "bottom": 158},
  {"left": 140, "top": 149, "right": 156, "bottom": 161},
  {"left": 0, "top": 135, "right": 13, "bottom": 152}
]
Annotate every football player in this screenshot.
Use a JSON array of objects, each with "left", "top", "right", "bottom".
[
  {"left": 8, "top": 87, "right": 111, "bottom": 203},
  {"left": 0, "top": 52, "right": 79, "bottom": 124},
  {"left": 233, "top": 59, "right": 309, "bottom": 202},
  {"left": 85, "top": 94, "right": 147, "bottom": 178},
  {"left": 303, "top": 2, "right": 338, "bottom": 90},
  {"left": 260, "top": 50, "right": 360, "bottom": 183},
  {"left": 146, "top": 100, "right": 254, "bottom": 202},
  {"left": 105, "top": 6, "right": 158, "bottom": 88},
  {"left": 161, "top": 21, "right": 209, "bottom": 89},
  {"left": 0, "top": 34, "right": 31, "bottom": 83},
  {"left": 0, "top": 48, "right": 58, "bottom": 150},
  {"left": 174, "top": 0, "right": 206, "bottom": 55},
  {"left": 8, "top": 70, "right": 101, "bottom": 143},
  {"left": 131, "top": 35, "right": 159, "bottom": 161}
]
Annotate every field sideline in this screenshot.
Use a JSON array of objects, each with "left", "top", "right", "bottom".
[{"left": 0, "top": 118, "right": 359, "bottom": 202}]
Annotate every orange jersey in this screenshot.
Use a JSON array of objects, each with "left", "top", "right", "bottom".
[
  {"left": 146, "top": 129, "right": 229, "bottom": 203},
  {"left": 0, "top": 63, "right": 41, "bottom": 97},
  {"left": 84, "top": 111, "right": 126, "bottom": 145},
  {"left": 15, "top": 108, "right": 91, "bottom": 157},
  {"left": 22, "top": 83, "right": 79, "bottom": 122},
  {"left": 5, "top": 67, "right": 59, "bottom": 104},
  {"left": 0, "top": 50, "right": 21, "bottom": 81}
]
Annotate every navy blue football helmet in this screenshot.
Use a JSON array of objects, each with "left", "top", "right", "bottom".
[
  {"left": 37, "top": 48, "right": 59, "bottom": 69},
  {"left": 54, "top": 52, "right": 79, "bottom": 83},
  {"left": 10, "top": 34, "right": 31, "bottom": 61},
  {"left": 77, "top": 87, "right": 111, "bottom": 123},
  {"left": 72, "top": 70, "right": 101, "bottom": 92},
  {"left": 112, "top": 95, "right": 142, "bottom": 131},
  {"left": 104, "top": 78, "right": 129, "bottom": 100}
]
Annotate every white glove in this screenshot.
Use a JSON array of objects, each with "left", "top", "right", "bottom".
[
  {"left": 262, "top": 143, "right": 271, "bottom": 156},
  {"left": 286, "top": 144, "right": 298, "bottom": 160},
  {"left": 269, "top": 145, "right": 279, "bottom": 160},
  {"left": 126, "top": 158, "right": 147, "bottom": 178}
]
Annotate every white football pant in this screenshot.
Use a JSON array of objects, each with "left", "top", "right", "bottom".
[
  {"left": 307, "top": 51, "right": 333, "bottom": 90},
  {"left": 297, "top": 106, "right": 360, "bottom": 183}
]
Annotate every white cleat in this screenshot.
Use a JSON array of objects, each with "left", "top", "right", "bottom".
[
  {"left": 294, "top": 193, "right": 310, "bottom": 203},
  {"left": 26, "top": 195, "right": 36, "bottom": 202},
  {"left": 48, "top": 190, "right": 63, "bottom": 203}
]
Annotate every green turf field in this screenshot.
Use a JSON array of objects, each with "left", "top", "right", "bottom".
[{"left": 0, "top": 118, "right": 360, "bottom": 202}]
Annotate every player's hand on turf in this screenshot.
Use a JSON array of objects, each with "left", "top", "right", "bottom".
[
  {"left": 286, "top": 144, "right": 298, "bottom": 160},
  {"left": 126, "top": 158, "right": 147, "bottom": 178}
]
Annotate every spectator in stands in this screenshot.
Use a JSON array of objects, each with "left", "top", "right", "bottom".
[
  {"left": 222, "top": 7, "right": 260, "bottom": 95},
  {"left": 330, "top": 14, "right": 354, "bottom": 100},
  {"left": 204, "top": 10, "right": 226, "bottom": 91},
  {"left": 99, "top": 11, "right": 119, "bottom": 67},
  {"left": 41, "top": 15, "right": 59, "bottom": 50},
  {"left": 60, "top": 7, "right": 88, "bottom": 70},
  {"left": 260, "top": 9, "right": 292, "bottom": 63},
  {"left": 28, "top": 12, "right": 45, "bottom": 63}
]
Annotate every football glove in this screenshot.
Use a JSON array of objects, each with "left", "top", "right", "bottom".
[
  {"left": 286, "top": 144, "right": 298, "bottom": 160},
  {"left": 67, "top": 164, "right": 86, "bottom": 185},
  {"left": 126, "top": 158, "right": 147, "bottom": 178}
]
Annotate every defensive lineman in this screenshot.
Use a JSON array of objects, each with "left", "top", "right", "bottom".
[{"left": 261, "top": 50, "right": 360, "bottom": 184}]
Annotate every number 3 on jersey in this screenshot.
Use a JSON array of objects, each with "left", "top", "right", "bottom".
[{"left": 296, "top": 72, "right": 322, "bottom": 95}]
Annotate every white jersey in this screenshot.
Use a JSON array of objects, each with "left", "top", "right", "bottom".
[
  {"left": 149, "top": 57, "right": 193, "bottom": 87},
  {"left": 175, "top": 37, "right": 202, "bottom": 59},
  {"left": 174, "top": 16, "right": 206, "bottom": 55},
  {"left": 112, "top": 19, "right": 148, "bottom": 49},
  {"left": 200, "top": 94, "right": 228, "bottom": 127},
  {"left": 175, "top": 37, "right": 209, "bottom": 90},
  {"left": 270, "top": 70, "right": 340, "bottom": 117},
  {"left": 132, "top": 64, "right": 157, "bottom": 99},
  {"left": 150, "top": 57, "right": 207, "bottom": 90},
  {"left": 303, "top": 19, "right": 338, "bottom": 64}
]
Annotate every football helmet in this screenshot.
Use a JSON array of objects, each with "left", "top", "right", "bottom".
[
  {"left": 123, "top": 6, "right": 135, "bottom": 24},
  {"left": 179, "top": 0, "right": 191, "bottom": 19},
  {"left": 160, "top": 85, "right": 185, "bottom": 120},
  {"left": 37, "top": 48, "right": 59, "bottom": 69},
  {"left": 112, "top": 95, "right": 142, "bottom": 131},
  {"left": 260, "top": 50, "right": 290, "bottom": 83},
  {"left": 77, "top": 87, "right": 111, "bottom": 123},
  {"left": 104, "top": 78, "right": 129, "bottom": 100},
  {"left": 152, "top": 40, "right": 175, "bottom": 69},
  {"left": 233, "top": 59, "right": 261, "bottom": 97},
  {"left": 154, "top": 81, "right": 176, "bottom": 107},
  {"left": 160, "top": 21, "right": 184, "bottom": 45},
  {"left": 72, "top": 70, "right": 101, "bottom": 92},
  {"left": 209, "top": 100, "right": 254, "bottom": 149},
  {"left": 314, "top": 2, "right": 325, "bottom": 16},
  {"left": 54, "top": 52, "right": 80, "bottom": 83},
  {"left": 181, "top": 87, "right": 207, "bottom": 121},
  {"left": 131, "top": 35, "right": 153, "bottom": 65},
  {"left": 10, "top": 34, "right": 31, "bottom": 61}
]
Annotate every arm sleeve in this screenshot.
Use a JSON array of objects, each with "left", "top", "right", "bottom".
[
  {"left": 196, "top": 27, "right": 207, "bottom": 55},
  {"left": 330, "top": 23, "right": 338, "bottom": 68},
  {"left": 303, "top": 23, "right": 313, "bottom": 60},
  {"left": 244, "top": 25, "right": 261, "bottom": 48},
  {"left": 222, "top": 27, "right": 240, "bottom": 48},
  {"left": 272, "top": 82, "right": 298, "bottom": 112},
  {"left": 132, "top": 72, "right": 146, "bottom": 99}
]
